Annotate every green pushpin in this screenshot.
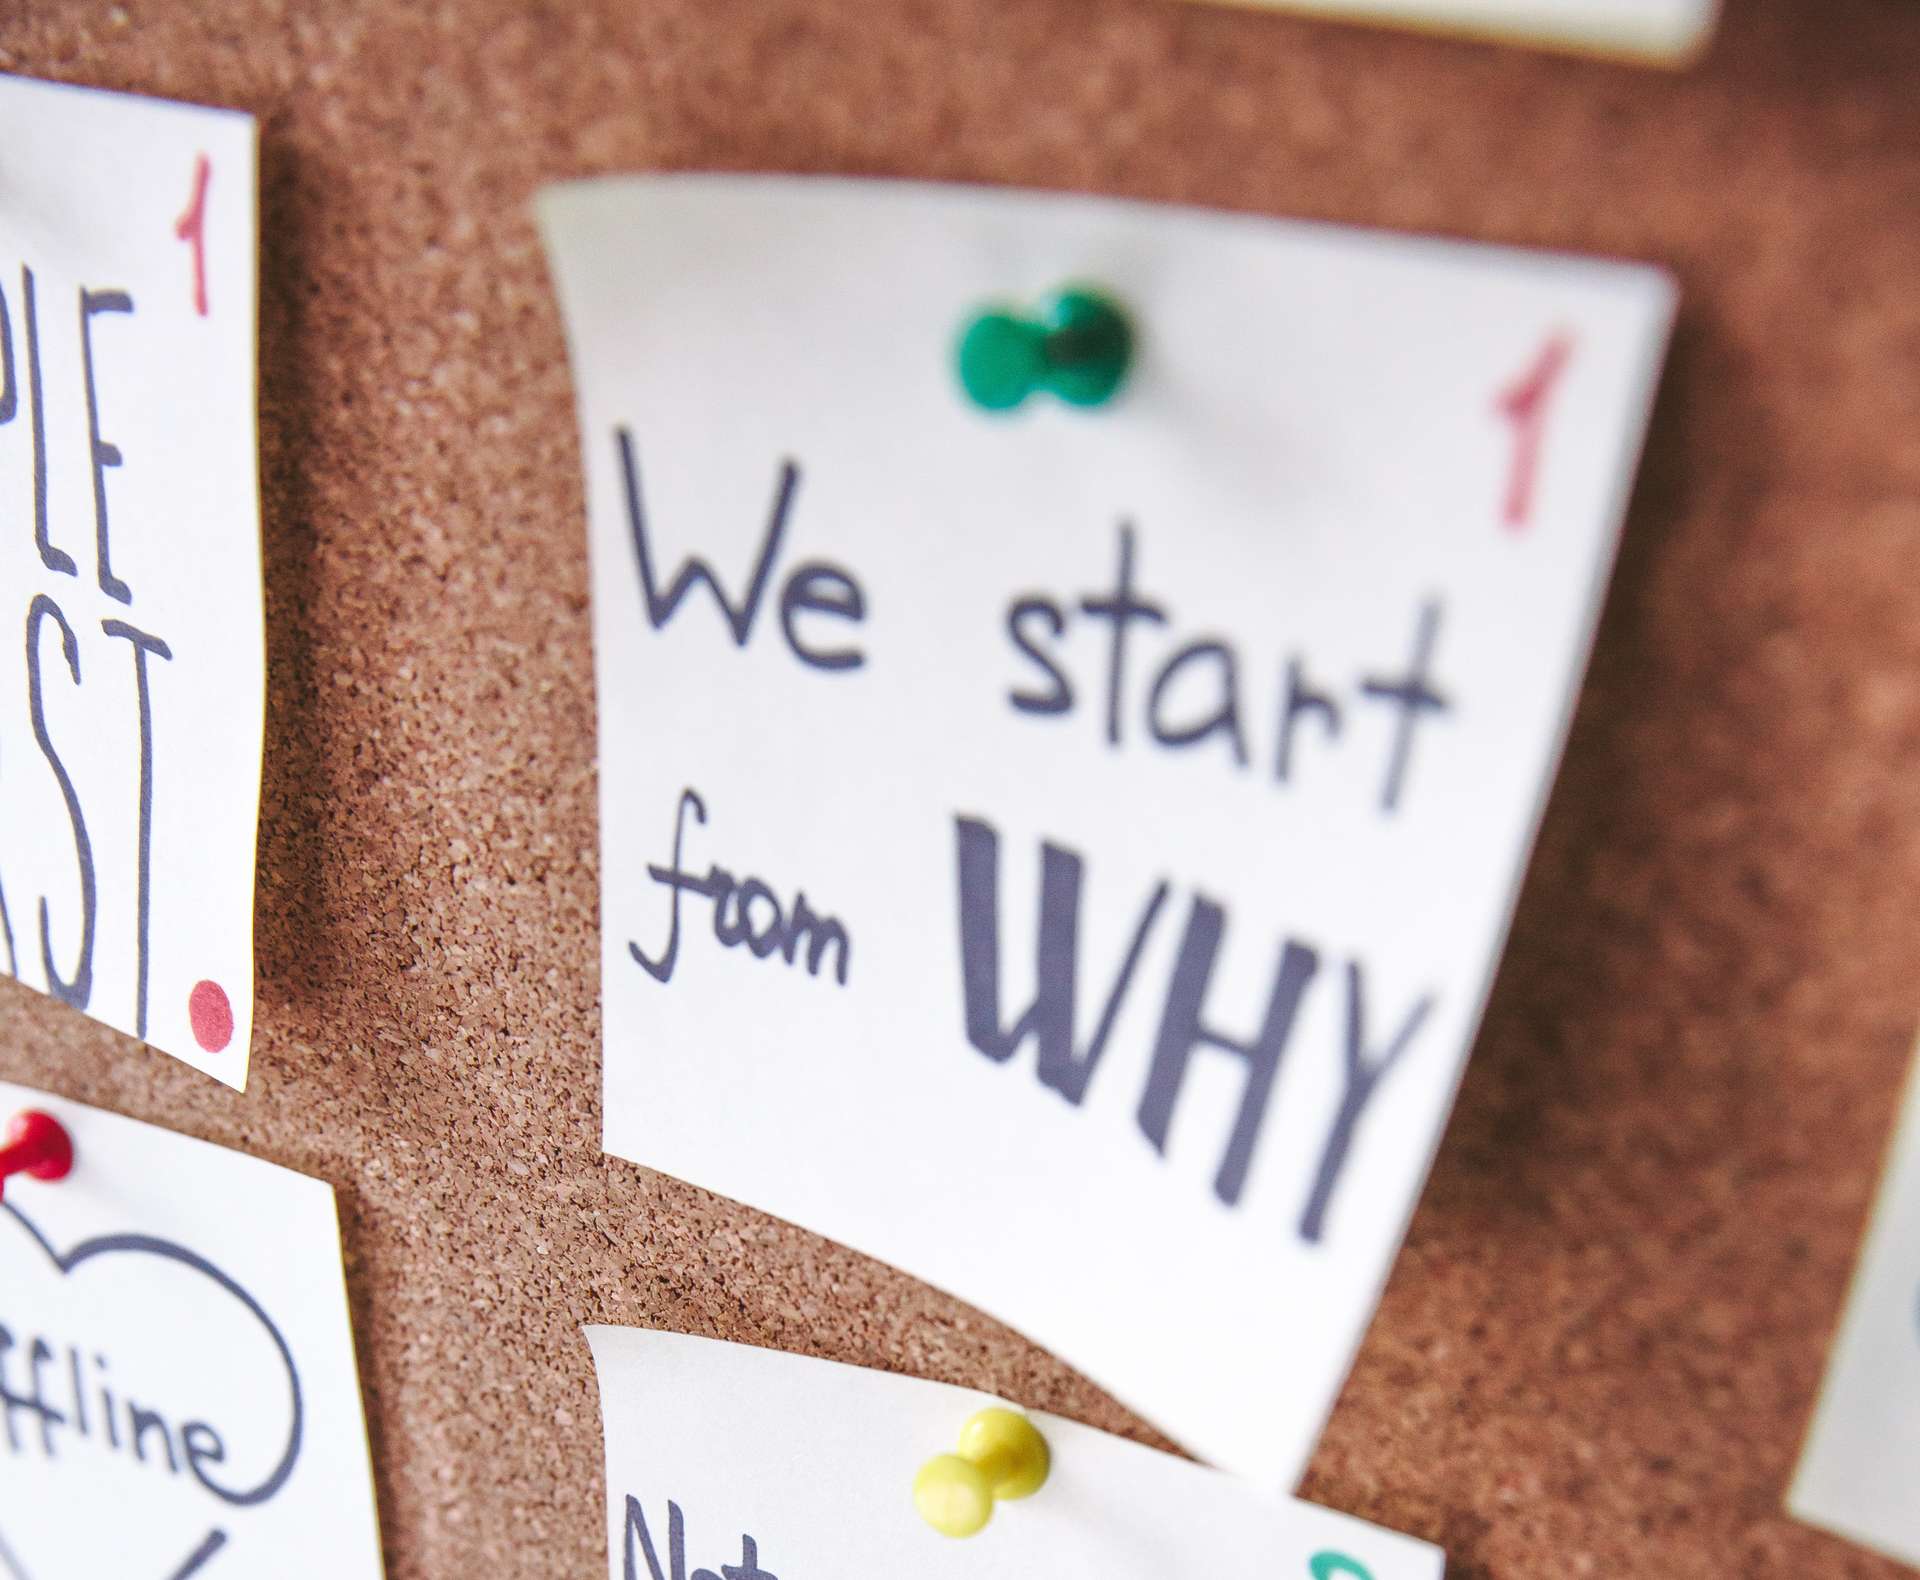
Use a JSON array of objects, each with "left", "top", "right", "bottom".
[{"left": 956, "top": 287, "right": 1134, "bottom": 413}]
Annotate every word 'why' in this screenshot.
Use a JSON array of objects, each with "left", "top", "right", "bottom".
[{"left": 957, "top": 815, "right": 1434, "bottom": 1229}]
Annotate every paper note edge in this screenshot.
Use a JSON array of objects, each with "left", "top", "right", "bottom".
[
  {"left": 1785, "top": 1036, "right": 1920, "bottom": 1568},
  {"left": 542, "top": 167, "right": 1684, "bottom": 1489},
  {"left": 1260, "top": 260, "right": 1681, "bottom": 1489},
  {"left": 0, "top": 65, "right": 259, "bottom": 128},
  {"left": 582, "top": 1323, "right": 1447, "bottom": 1573}
]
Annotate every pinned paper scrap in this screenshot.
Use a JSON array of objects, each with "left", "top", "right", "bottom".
[
  {"left": 588, "top": 1327, "right": 1445, "bottom": 1580},
  {"left": 1182, "top": 0, "right": 1719, "bottom": 64},
  {"left": 0, "top": 1079, "right": 384, "bottom": 1578},
  {"left": 540, "top": 173, "right": 1675, "bottom": 1486},
  {"left": 1790, "top": 1043, "right": 1920, "bottom": 1569},
  {"left": 0, "top": 73, "right": 264, "bottom": 1086}
]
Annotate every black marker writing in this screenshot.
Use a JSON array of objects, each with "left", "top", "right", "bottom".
[
  {"left": 1136, "top": 895, "right": 1319, "bottom": 1208},
  {"left": 164, "top": 1529, "right": 230, "bottom": 1580},
  {"left": 78, "top": 287, "right": 134, "bottom": 604},
  {"left": 1004, "top": 525, "right": 1452, "bottom": 812},
  {"left": 100, "top": 619, "right": 172, "bottom": 1037},
  {"left": 17, "top": 267, "right": 72, "bottom": 579},
  {"left": 624, "top": 1497, "right": 778, "bottom": 1580},
  {"left": 0, "top": 260, "right": 180, "bottom": 1030},
  {"left": 1299, "top": 963, "right": 1433, "bottom": 1242},
  {"left": 956, "top": 815, "right": 1167, "bottom": 1103},
  {"left": 1359, "top": 599, "right": 1448, "bottom": 813},
  {"left": 632, "top": 788, "right": 850, "bottom": 988},
  {"left": 26, "top": 595, "right": 94, "bottom": 1011},
  {"left": 0, "top": 1201, "right": 304, "bottom": 1510},
  {"left": 617, "top": 428, "right": 866, "bottom": 673},
  {"left": 955, "top": 814, "right": 1434, "bottom": 1234},
  {"left": 0, "top": 263, "right": 16, "bottom": 425}
]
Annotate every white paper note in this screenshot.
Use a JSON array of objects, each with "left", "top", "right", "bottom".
[
  {"left": 1790, "top": 1047, "right": 1920, "bottom": 1568},
  {"left": 0, "top": 1080, "right": 384, "bottom": 1579},
  {"left": 542, "top": 173, "right": 1674, "bottom": 1485},
  {"left": 1187, "top": 0, "right": 1718, "bottom": 62},
  {"left": 588, "top": 1327, "right": 1444, "bottom": 1580},
  {"left": 0, "top": 74, "right": 264, "bottom": 1087}
]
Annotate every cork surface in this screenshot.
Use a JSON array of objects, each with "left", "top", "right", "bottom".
[{"left": 1, "top": 0, "right": 1917, "bottom": 1574}]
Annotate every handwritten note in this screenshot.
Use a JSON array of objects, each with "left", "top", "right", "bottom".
[
  {"left": 588, "top": 1327, "right": 1444, "bottom": 1580},
  {"left": 541, "top": 174, "right": 1674, "bottom": 1485},
  {"left": 1790, "top": 1045, "right": 1920, "bottom": 1568},
  {"left": 0, "top": 74, "right": 264, "bottom": 1087},
  {"left": 1184, "top": 0, "right": 1718, "bottom": 62},
  {"left": 0, "top": 1080, "right": 383, "bottom": 1578}
]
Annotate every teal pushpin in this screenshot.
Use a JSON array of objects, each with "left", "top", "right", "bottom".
[{"left": 956, "top": 288, "right": 1133, "bottom": 413}]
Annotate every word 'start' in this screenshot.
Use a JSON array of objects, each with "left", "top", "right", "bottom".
[
  {"left": 588, "top": 1327, "right": 1444, "bottom": 1579},
  {"left": 0, "top": 1080, "right": 383, "bottom": 1578},
  {"left": 541, "top": 174, "right": 1675, "bottom": 1484},
  {"left": 0, "top": 74, "right": 264, "bottom": 1086},
  {"left": 1791, "top": 1043, "right": 1920, "bottom": 1568}
]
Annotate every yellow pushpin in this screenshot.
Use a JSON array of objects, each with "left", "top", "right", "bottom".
[{"left": 913, "top": 1406, "right": 1051, "bottom": 1538}]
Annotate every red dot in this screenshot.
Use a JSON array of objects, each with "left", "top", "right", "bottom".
[{"left": 189, "top": 980, "right": 234, "bottom": 1053}]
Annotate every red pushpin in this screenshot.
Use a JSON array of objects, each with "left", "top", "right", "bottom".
[{"left": 0, "top": 1110, "right": 73, "bottom": 1201}]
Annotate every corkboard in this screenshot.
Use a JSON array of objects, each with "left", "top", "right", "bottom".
[{"left": 1, "top": 0, "right": 1916, "bottom": 1574}]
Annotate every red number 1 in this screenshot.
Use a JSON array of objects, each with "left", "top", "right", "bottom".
[
  {"left": 1494, "top": 331, "right": 1572, "bottom": 531},
  {"left": 174, "top": 153, "right": 211, "bottom": 317}
]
